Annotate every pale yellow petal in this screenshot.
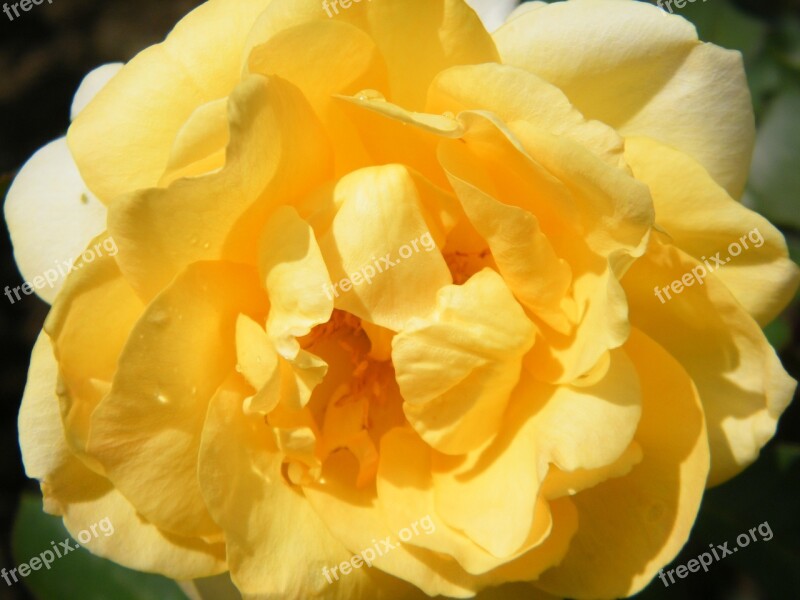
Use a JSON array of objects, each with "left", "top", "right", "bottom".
[
  {"left": 107, "top": 74, "right": 332, "bottom": 300},
  {"left": 4, "top": 138, "right": 107, "bottom": 303}
]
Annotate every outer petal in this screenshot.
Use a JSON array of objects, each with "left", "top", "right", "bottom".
[
  {"left": 19, "top": 333, "right": 227, "bottom": 579},
  {"left": 465, "top": 0, "right": 519, "bottom": 32},
  {"left": 624, "top": 237, "right": 796, "bottom": 485},
  {"left": 67, "top": 0, "right": 273, "bottom": 201},
  {"left": 87, "top": 262, "right": 268, "bottom": 538},
  {"left": 494, "top": 0, "right": 755, "bottom": 198},
  {"left": 393, "top": 269, "right": 536, "bottom": 455},
  {"left": 70, "top": 63, "right": 123, "bottom": 121},
  {"left": 536, "top": 328, "right": 709, "bottom": 599},
  {"left": 107, "top": 74, "right": 332, "bottom": 300},
  {"left": 625, "top": 136, "right": 799, "bottom": 326},
  {"left": 44, "top": 242, "right": 144, "bottom": 460},
  {"left": 4, "top": 138, "right": 107, "bottom": 303}
]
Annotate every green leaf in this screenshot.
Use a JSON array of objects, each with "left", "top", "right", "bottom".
[
  {"left": 748, "top": 88, "right": 800, "bottom": 229},
  {"left": 677, "top": 0, "right": 767, "bottom": 60},
  {"left": 764, "top": 314, "right": 792, "bottom": 351},
  {"left": 11, "top": 492, "right": 189, "bottom": 600}
]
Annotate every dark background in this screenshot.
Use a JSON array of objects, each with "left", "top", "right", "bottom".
[{"left": 0, "top": 0, "right": 799, "bottom": 598}]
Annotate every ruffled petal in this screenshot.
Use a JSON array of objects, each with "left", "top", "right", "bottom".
[
  {"left": 393, "top": 268, "right": 536, "bottom": 455},
  {"left": 107, "top": 74, "right": 332, "bottom": 300},
  {"left": 67, "top": 0, "right": 273, "bottom": 201},
  {"left": 318, "top": 165, "right": 452, "bottom": 331},
  {"left": 87, "top": 262, "right": 268, "bottom": 537}
]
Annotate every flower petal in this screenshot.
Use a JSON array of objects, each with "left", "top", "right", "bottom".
[
  {"left": 536, "top": 328, "right": 709, "bottom": 598},
  {"left": 67, "top": 0, "right": 273, "bottom": 201},
  {"left": 378, "top": 427, "right": 562, "bottom": 577},
  {"left": 108, "top": 74, "right": 332, "bottom": 300},
  {"left": 70, "top": 63, "right": 123, "bottom": 121},
  {"left": 393, "top": 268, "right": 536, "bottom": 455},
  {"left": 624, "top": 237, "right": 796, "bottom": 485},
  {"left": 87, "top": 262, "right": 268, "bottom": 538},
  {"left": 197, "top": 376, "right": 405, "bottom": 599},
  {"left": 44, "top": 242, "right": 144, "bottom": 460},
  {"left": 431, "top": 348, "right": 640, "bottom": 557},
  {"left": 303, "top": 451, "right": 481, "bottom": 598},
  {"left": 625, "top": 136, "right": 799, "bottom": 326},
  {"left": 428, "top": 63, "right": 624, "bottom": 167},
  {"left": 4, "top": 138, "right": 107, "bottom": 304},
  {"left": 259, "top": 206, "right": 333, "bottom": 355},
  {"left": 19, "top": 332, "right": 227, "bottom": 579},
  {"left": 494, "top": 0, "right": 754, "bottom": 198},
  {"left": 465, "top": 0, "right": 519, "bottom": 32},
  {"left": 318, "top": 165, "right": 452, "bottom": 331}
]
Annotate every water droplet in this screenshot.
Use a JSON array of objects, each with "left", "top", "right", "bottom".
[
  {"left": 147, "top": 309, "right": 169, "bottom": 326},
  {"left": 355, "top": 89, "right": 385, "bottom": 102},
  {"left": 191, "top": 386, "right": 198, "bottom": 396},
  {"left": 155, "top": 390, "right": 169, "bottom": 404},
  {"left": 442, "top": 111, "right": 455, "bottom": 119},
  {"left": 202, "top": 242, "right": 210, "bottom": 250},
  {"left": 235, "top": 364, "right": 243, "bottom": 373}
]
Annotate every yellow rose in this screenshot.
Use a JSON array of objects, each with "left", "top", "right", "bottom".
[{"left": 6, "top": 0, "right": 798, "bottom": 598}]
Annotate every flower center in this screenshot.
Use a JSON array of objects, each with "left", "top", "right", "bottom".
[
  {"left": 443, "top": 247, "right": 492, "bottom": 284},
  {"left": 300, "top": 310, "right": 404, "bottom": 487}
]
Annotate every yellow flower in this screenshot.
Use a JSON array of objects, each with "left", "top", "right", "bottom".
[{"left": 6, "top": 0, "right": 798, "bottom": 598}]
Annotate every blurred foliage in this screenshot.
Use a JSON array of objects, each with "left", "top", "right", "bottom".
[{"left": 11, "top": 495, "right": 187, "bottom": 600}]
